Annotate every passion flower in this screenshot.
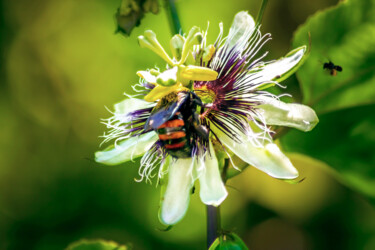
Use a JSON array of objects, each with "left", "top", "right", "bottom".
[{"left": 95, "top": 11, "right": 318, "bottom": 225}]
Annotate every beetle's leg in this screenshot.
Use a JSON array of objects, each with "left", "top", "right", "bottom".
[
  {"left": 192, "top": 112, "right": 209, "bottom": 139},
  {"left": 190, "top": 92, "right": 204, "bottom": 107}
]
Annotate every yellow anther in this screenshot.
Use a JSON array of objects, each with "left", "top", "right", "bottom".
[
  {"left": 144, "top": 82, "right": 186, "bottom": 102},
  {"left": 180, "top": 65, "right": 218, "bottom": 81}
]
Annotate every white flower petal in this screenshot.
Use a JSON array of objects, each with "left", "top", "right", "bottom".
[
  {"left": 251, "top": 46, "right": 306, "bottom": 84},
  {"left": 213, "top": 127, "right": 298, "bottom": 179},
  {"left": 226, "top": 11, "right": 256, "bottom": 50},
  {"left": 114, "top": 97, "right": 153, "bottom": 115},
  {"left": 95, "top": 132, "right": 158, "bottom": 165},
  {"left": 198, "top": 141, "right": 228, "bottom": 206},
  {"left": 160, "top": 158, "right": 195, "bottom": 225},
  {"left": 137, "top": 70, "right": 157, "bottom": 84},
  {"left": 256, "top": 96, "right": 319, "bottom": 131}
]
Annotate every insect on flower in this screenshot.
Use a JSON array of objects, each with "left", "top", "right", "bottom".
[
  {"left": 144, "top": 90, "right": 209, "bottom": 158},
  {"left": 95, "top": 11, "right": 319, "bottom": 226}
]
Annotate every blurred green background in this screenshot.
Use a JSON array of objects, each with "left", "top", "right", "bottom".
[{"left": 1, "top": 0, "right": 375, "bottom": 249}]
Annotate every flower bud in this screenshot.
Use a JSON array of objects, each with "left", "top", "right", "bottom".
[{"left": 209, "top": 233, "right": 248, "bottom": 250}]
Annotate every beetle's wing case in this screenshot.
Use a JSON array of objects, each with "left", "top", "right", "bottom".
[{"left": 144, "top": 91, "right": 190, "bottom": 131}]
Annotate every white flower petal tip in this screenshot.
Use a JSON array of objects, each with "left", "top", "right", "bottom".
[
  {"left": 95, "top": 132, "right": 158, "bottom": 165},
  {"left": 284, "top": 103, "right": 319, "bottom": 131},
  {"left": 251, "top": 46, "right": 306, "bottom": 84},
  {"left": 257, "top": 96, "right": 319, "bottom": 132},
  {"left": 113, "top": 97, "right": 153, "bottom": 115},
  {"left": 273, "top": 45, "right": 307, "bottom": 82},
  {"left": 213, "top": 127, "right": 299, "bottom": 180},
  {"left": 263, "top": 143, "right": 299, "bottom": 179},
  {"left": 232, "top": 11, "right": 255, "bottom": 32},
  {"left": 199, "top": 142, "right": 228, "bottom": 206},
  {"left": 160, "top": 159, "right": 195, "bottom": 225},
  {"left": 227, "top": 11, "right": 256, "bottom": 49}
]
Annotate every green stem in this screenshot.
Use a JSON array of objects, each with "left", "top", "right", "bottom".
[
  {"left": 164, "top": 0, "right": 182, "bottom": 35},
  {"left": 207, "top": 205, "right": 221, "bottom": 249},
  {"left": 206, "top": 159, "right": 231, "bottom": 248},
  {"left": 221, "top": 158, "right": 230, "bottom": 182},
  {"left": 255, "top": 0, "right": 268, "bottom": 28}
]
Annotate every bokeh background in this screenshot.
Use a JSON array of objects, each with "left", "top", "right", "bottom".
[{"left": 1, "top": 0, "right": 375, "bottom": 249}]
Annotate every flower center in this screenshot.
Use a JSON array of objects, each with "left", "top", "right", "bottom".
[{"left": 194, "top": 86, "right": 216, "bottom": 104}]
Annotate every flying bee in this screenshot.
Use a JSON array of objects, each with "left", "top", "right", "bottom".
[
  {"left": 144, "top": 91, "right": 209, "bottom": 158},
  {"left": 323, "top": 61, "right": 342, "bottom": 76}
]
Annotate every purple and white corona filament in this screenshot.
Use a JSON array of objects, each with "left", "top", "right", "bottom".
[{"left": 95, "top": 11, "right": 318, "bottom": 225}]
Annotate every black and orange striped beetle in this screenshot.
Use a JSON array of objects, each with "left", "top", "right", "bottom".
[{"left": 144, "top": 91, "right": 209, "bottom": 158}]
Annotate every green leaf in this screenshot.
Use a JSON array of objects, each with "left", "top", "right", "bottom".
[
  {"left": 281, "top": 104, "right": 375, "bottom": 201},
  {"left": 292, "top": 0, "right": 375, "bottom": 114},
  {"left": 287, "top": 0, "right": 375, "bottom": 203},
  {"left": 209, "top": 232, "right": 249, "bottom": 250},
  {"left": 66, "top": 239, "right": 128, "bottom": 250}
]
